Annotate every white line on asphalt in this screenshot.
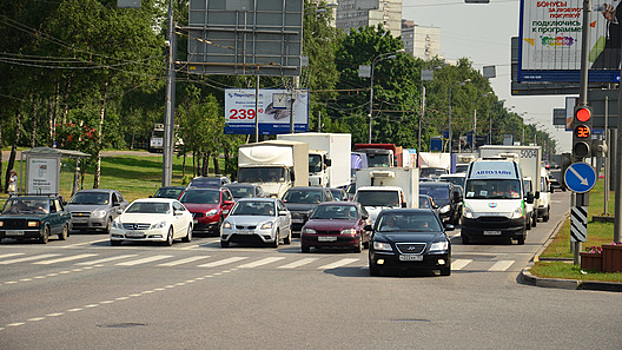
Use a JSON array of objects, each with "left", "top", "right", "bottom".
[
  {"left": 451, "top": 259, "right": 472, "bottom": 270},
  {"left": 75, "top": 254, "right": 138, "bottom": 265},
  {"left": 116, "top": 255, "right": 174, "bottom": 266},
  {"left": 0, "top": 253, "right": 25, "bottom": 259},
  {"left": 60, "top": 238, "right": 110, "bottom": 248},
  {"left": 318, "top": 258, "right": 359, "bottom": 270},
  {"left": 157, "top": 256, "right": 211, "bottom": 267},
  {"left": 488, "top": 260, "right": 515, "bottom": 272},
  {"left": 33, "top": 254, "right": 98, "bottom": 265},
  {"left": 0, "top": 254, "right": 61, "bottom": 265},
  {"left": 197, "top": 256, "right": 248, "bottom": 268},
  {"left": 277, "top": 258, "right": 319, "bottom": 269},
  {"left": 237, "top": 257, "right": 285, "bottom": 268}
]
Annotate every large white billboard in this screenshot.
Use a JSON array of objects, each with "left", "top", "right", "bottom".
[
  {"left": 26, "top": 157, "right": 59, "bottom": 195},
  {"left": 519, "top": 0, "right": 620, "bottom": 83},
  {"left": 224, "top": 89, "right": 309, "bottom": 134}
]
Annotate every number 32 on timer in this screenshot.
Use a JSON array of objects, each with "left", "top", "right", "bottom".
[{"left": 229, "top": 108, "right": 262, "bottom": 119}]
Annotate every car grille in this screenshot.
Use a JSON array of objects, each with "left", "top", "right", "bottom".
[
  {"left": 291, "top": 212, "right": 306, "bottom": 219},
  {"left": 71, "top": 212, "right": 91, "bottom": 218},
  {"left": 316, "top": 230, "right": 340, "bottom": 235},
  {"left": 475, "top": 216, "right": 512, "bottom": 228},
  {"left": 236, "top": 225, "right": 257, "bottom": 230},
  {"left": 0, "top": 219, "right": 30, "bottom": 230},
  {"left": 121, "top": 223, "right": 151, "bottom": 230},
  {"left": 396, "top": 243, "right": 426, "bottom": 254},
  {"left": 192, "top": 212, "right": 204, "bottom": 218}
]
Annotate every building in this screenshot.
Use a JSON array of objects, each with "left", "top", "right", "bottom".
[
  {"left": 401, "top": 20, "right": 441, "bottom": 61},
  {"left": 336, "top": 0, "right": 403, "bottom": 38}
]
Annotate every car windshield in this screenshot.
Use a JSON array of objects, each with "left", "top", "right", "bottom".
[
  {"left": 231, "top": 201, "right": 275, "bottom": 216},
  {"left": 179, "top": 190, "right": 220, "bottom": 204},
  {"left": 419, "top": 196, "right": 433, "bottom": 209},
  {"left": 440, "top": 176, "right": 465, "bottom": 188},
  {"left": 376, "top": 212, "right": 441, "bottom": 232},
  {"left": 69, "top": 192, "right": 109, "bottom": 205},
  {"left": 283, "top": 189, "right": 323, "bottom": 204},
  {"left": 310, "top": 205, "right": 357, "bottom": 220},
  {"left": 3, "top": 199, "right": 50, "bottom": 214},
  {"left": 309, "top": 154, "right": 323, "bottom": 173},
  {"left": 367, "top": 153, "right": 391, "bottom": 167},
  {"left": 154, "top": 188, "right": 184, "bottom": 199},
  {"left": 356, "top": 190, "right": 399, "bottom": 207},
  {"left": 419, "top": 185, "right": 450, "bottom": 200},
  {"left": 238, "top": 167, "right": 285, "bottom": 183},
  {"left": 420, "top": 167, "right": 448, "bottom": 178},
  {"left": 464, "top": 179, "right": 521, "bottom": 199},
  {"left": 125, "top": 202, "right": 170, "bottom": 214},
  {"left": 226, "top": 186, "right": 253, "bottom": 199}
]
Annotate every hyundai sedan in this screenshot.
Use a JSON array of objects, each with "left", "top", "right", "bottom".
[
  {"left": 368, "top": 209, "right": 453, "bottom": 276},
  {"left": 220, "top": 198, "right": 291, "bottom": 248}
]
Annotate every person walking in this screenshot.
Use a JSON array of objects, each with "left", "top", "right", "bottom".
[{"left": 7, "top": 169, "right": 18, "bottom": 196}]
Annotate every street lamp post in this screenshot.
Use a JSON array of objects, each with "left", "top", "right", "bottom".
[
  {"left": 368, "top": 50, "right": 404, "bottom": 143},
  {"left": 448, "top": 79, "right": 470, "bottom": 153}
]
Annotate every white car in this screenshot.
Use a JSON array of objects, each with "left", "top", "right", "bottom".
[
  {"left": 110, "top": 198, "right": 193, "bottom": 246},
  {"left": 220, "top": 198, "right": 292, "bottom": 248}
]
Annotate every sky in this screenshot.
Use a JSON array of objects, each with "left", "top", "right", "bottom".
[{"left": 402, "top": 0, "right": 572, "bottom": 153}]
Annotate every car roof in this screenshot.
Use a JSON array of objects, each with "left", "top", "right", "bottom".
[
  {"left": 380, "top": 208, "right": 438, "bottom": 215},
  {"left": 287, "top": 186, "right": 325, "bottom": 191},
  {"left": 419, "top": 182, "right": 451, "bottom": 187},
  {"left": 356, "top": 186, "right": 403, "bottom": 191},
  {"left": 317, "top": 201, "right": 355, "bottom": 207},
  {"left": 75, "top": 189, "right": 116, "bottom": 193},
  {"left": 184, "top": 187, "right": 220, "bottom": 191},
  {"left": 132, "top": 198, "right": 177, "bottom": 203},
  {"left": 236, "top": 197, "right": 277, "bottom": 203}
]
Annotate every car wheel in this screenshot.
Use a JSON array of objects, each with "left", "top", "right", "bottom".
[
  {"left": 58, "top": 224, "right": 68, "bottom": 240},
  {"left": 543, "top": 207, "right": 550, "bottom": 222},
  {"left": 110, "top": 240, "right": 122, "bottom": 246},
  {"left": 526, "top": 216, "right": 531, "bottom": 230},
  {"left": 220, "top": 240, "right": 229, "bottom": 248},
  {"left": 105, "top": 217, "right": 112, "bottom": 235},
  {"left": 40, "top": 226, "right": 50, "bottom": 244},
  {"left": 271, "top": 230, "right": 280, "bottom": 248},
  {"left": 182, "top": 225, "right": 192, "bottom": 243},
  {"left": 369, "top": 263, "right": 381, "bottom": 276},
  {"left": 354, "top": 235, "right": 363, "bottom": 253},
  {"left": 301, "top": 244, "right": 310, "bottom": 253},
  {"left": 283, "top": 229, "right": 292, "bottom": 245},
  {"left": 517, "top": 235, "right": 525, "bottom": 245},
  {"left": 440, "top": 267, "right": 451, "bottom": 276},
  {"left": 213, "top": 217, "right": 223, "bottom": 236},
  {"left": 532, "top": 214, "right": 537, "bottom": 227},
  {"left": 461, "top": 234, "right": 470, "bottom": 245},
  {"left": 165, "top": 227, "right": 173, "bottom": 246}
]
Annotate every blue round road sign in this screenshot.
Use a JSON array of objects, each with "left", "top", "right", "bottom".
[{"left": 563, "top": 162, "right": 597, "bottom": 193}]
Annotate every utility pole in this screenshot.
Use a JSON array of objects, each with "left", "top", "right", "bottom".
[{"left": 162, "top": 0, "right": 176, "bottom": 187}]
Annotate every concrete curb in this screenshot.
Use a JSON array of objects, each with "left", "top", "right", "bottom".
[{"left": 518, "top": 213, "right": 622, "bottom": 292}]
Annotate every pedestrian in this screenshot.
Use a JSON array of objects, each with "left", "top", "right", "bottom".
[{"left": 7, "top": 169, "right": 18, "bottom": 196}]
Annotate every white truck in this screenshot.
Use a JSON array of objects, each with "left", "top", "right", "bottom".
[
  {"left": 418, "top": 152, "right": 450, "bottom": 179},
  {"left": 277, "top": 133, "right": 351, "bottom": 188},
  {"left": 237, "top": 140, "right": 309, "bottom": 198},
  {"left": 354, "top": 167, "right": 419, "bottom": 223}
]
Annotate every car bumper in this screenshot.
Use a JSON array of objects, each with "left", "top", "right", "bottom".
[
  {"left": 369, "top": 250, "right": 450, "bottom": 271},
  {"left": 461, "top": 217, "right": 526, "bottom": 239},
  {"left": 110, "top": 227, "right": 169, "bottom": 243},
  {"left": 221, "top": 228, "right": 277, "bottom": 244},
  {"left": 70, "top": 217, "right": 108, "bottom": 231},
  {"left": 192, "top": 215, "right": 220, "bottom": 232},
  {"left": 0, "top": 229, "right": 44, "bottom": 239},
  {"left": 536, "top": 207, "right": 547, "bottom": 216},
  {"left": 301, "top": 234, "right": 361, "bottom": 248}
]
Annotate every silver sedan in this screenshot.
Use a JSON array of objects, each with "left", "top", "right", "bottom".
[{"left": 220, "top": 198, "right": 291, "bottom": 248}]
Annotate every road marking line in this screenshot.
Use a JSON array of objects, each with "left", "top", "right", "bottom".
[
  {"left": 278, "top": 258, "right": 319, "bottom": 269},
  {"left": 27, "top": 317, "right": 45, "bottom": 322},
  {"left": 0, "top": 253, "right": 25, "bottom": 260},
  {"left": 157, "top": 256, "right": 210, "bottom": 267},
  {"left": 67, "top": 308, "right": 83, "bottom": 312},
  {"left": 488, "top": 260, "right": 515, "bottom": 272},
  {"left": 318, "top": 258, "right": 359, "bottom": 270},
  {"left": 60, "top": 238, "right": 110, "bottom": 248},
  {"left": 75, "top": 254, "right": 138, "bottom": 265},
  {"left": 7, "top": 323, "right": 24, "bottom": 327},
  {"left": 33, "top": 254, "right": 99, "bottom": 265},
  {"left": 46, "top": 313, "right": 63, "bottom": 317},
  {"left": 451, "top": 259, "right": 472, "bottom": 270},
  {"left": 116, "top": 255, "right": 173, "bottom": 266},
  {"left": 0, "top": 254, "right": 61, "bottom": 265},
  {"left": 238, "top": 257, "right": 285, "bottom": 268},
  {"left": 197, "top": 256, "right": 248, "bottom": 268}
]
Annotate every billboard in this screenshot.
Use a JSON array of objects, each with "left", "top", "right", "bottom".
[
  {"left": 518, "top": 0, "right": 621, "bottom": 83},
  {"left": 26, "top": 157, "right": 59, "bottom": 195},
  {"left": 224, "top": 89, "right": 309, "bottom": 134}
]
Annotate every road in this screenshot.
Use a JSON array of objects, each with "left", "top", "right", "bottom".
[{"left": 0, "top": 190, "right": 620, "bottom": 349}]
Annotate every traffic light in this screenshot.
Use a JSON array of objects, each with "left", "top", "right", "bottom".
[{"left": 572, "top": 105, "right": 592, "bottom": 159}]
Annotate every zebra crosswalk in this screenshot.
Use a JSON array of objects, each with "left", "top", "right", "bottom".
[{"left": 0, "top": 251, "right": 519, "bottom": 273}]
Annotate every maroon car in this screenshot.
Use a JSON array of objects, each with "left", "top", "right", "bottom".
[
  {"left": 300, "top": 202, "right": 371, "bottom": 253},
  {"left": 179, "top": 187, "right": 235, "bottom": 234}
]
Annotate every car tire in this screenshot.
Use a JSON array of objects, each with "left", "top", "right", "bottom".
[
  {"left": 526, "top": 216, "right": 531, "bottom": 230},
  {"left": 369, "top": 263, "right": 381, "bottom": 276},
  {"left": 110, "top": 240, "right": 122, "bottom": 246},
  {"left": 213, "top": 217, "right": 223, "bottom": 236},
  {"left": 220, "top": 240, "right": 229, "bottom": 248},
  {"left": 517, "top": 235, "right": 525, "bottom": 245},
  {"left": 105, "top": 217, "right": 112, "bottom": 235},
  {"left": 40, "top": 226, "right": 50, "bottom": 244},
  {"left": 283, "top": 229, "right": 292, "bottom": 245},
  {"left": 165, "top": 227, "right": 173, "bottom": 246},
  {"left": 461, "top": 234, "right": 470, "bottom": 245},
  {"left": 354, "top": 236, "right": 363, "bottom": 253},
  {"left": 182, "top": 225, "right": 192, "bottom": 243},
  {"left": 301, "top": 244, "right": 310, "bottom": 253},
  {"left": 532, "top": 214, "right": 537, "bottom": 227},
  {"left": 440, "top": 267, "right": 451, "bottom": 276},
  {"left": 58, "top": 224, "right": 68, "bottom": 240},
  {"left": 271, "top": 230, "right": 280, "bottom": 248},
  {"left": 543, "top": 207, "right": 550, "bottom": 222}
]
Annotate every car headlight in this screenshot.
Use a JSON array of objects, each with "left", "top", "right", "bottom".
[
  {"left": 439, "top": 205, "right": 451, "bottom": 214},
  {"left": 223, "top": 221, "right": 232, "bottom": 229},
  {"left": 260, "top": 221, "right": 273, "bottom": 230},
  {"left": 205, "top": 209, "right": 218, "bottom": 217},
  {"left": 510, "top": 207, "right": 524, "bottom": 219},
  {"left": 373, "top": 241, "right": 392, "bottom": 251},
  {"left": 303, "top": 228, "right": 316, "bottom": 234},
  {"left": 340, "top": 228, "right": 356, "bottom": 235},
  {"left": 28, "top": 221, "right": 40, "bottom": 228},
  {"left": 151, "top": 221, "right": 167, "bottom": 230},
  {"left": 463, "top": 207, "right": 474, "bottom": 219},
  {"left": 429, "top": 241, "right": 449, "bottom": 252},
  {"left": 0, "top": 221, "right": 3, "bottom": 227},
  {"left": 92, "top": 210, "right": 107, "bottom": 219}
]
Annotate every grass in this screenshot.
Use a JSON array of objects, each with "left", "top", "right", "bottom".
[{"left": 530, "top": 261, "right": 622, "bottom": 283}]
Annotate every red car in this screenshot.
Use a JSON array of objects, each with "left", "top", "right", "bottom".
[
  {"left": 300, "top": 202, "right": 371, "bottom": 253},
  {"left": 179, "top": 187, "right": 235, "bottom": 234}
]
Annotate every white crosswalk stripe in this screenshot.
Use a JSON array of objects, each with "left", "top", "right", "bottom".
[
  {"left": 488, "top": 260, "right": 515, "bottom": 271},
  {"left": 318, "top": 258, "right": 359, "bottom": 270},
  {"left": 198, "top": 256, "right": 248, "bottom": 268},
  {"left": 451, "top": 259, "right": 472, "bottom": 271},
  {"left": 157, "top": 256, "right": 211, "bottom": 267},
  {"left": 33, "top": 254, "right": 99, "bottom": 265},
  {"left": 238, "top": 257, "right": 285, "bottom": 268},
  {"left": 0, "top": 254, "right": 61, "bottom": 265},
  {"left": 278, "top": 258, "right": 319, "bottom": 269},
  {"left": 116, "top": 255, "right": 174, "bottom": 266},
  {"left": 0, "top": 253, "right": 25, "bottom": 259},
  {"left": 75, "top": 254, "right": 138, "bottom": 266}
]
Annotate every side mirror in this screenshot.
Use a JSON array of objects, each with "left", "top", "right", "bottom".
[
  {"left": 526, "top": 192, "right": 535, "bottom": 204},
  {"left": 535, "top": 191, "right": 540, "bottom": 199},
  {"left": 324, "top": 158, "right": 332, "bottom": 167},
  {"left": 364, "top": 224, "right": 373, "bottom": 231},
  {"left": 174, "top": 210, "right": 184, "bottom": 216},
  {"left": 225, "top": 200, "right": 235, "bottom": 205},
  {"left": 444, "top": 224, "right": 455, "bottom": 231}
]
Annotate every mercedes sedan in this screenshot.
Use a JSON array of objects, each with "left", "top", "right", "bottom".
[{"left": 367, "top": 209, "right": 453, "bottom": 277}]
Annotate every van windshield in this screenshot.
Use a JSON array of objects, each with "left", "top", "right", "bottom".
[{"left": 464, "top": 179, "right": 521, "bottom": 199}]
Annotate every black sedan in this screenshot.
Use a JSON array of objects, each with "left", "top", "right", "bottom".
[
  {"left": 0, "top": 196, "right": 71, "bottom": 244},
  {"left": 367, "top": 209, "right": 453, "bottom": 276}
]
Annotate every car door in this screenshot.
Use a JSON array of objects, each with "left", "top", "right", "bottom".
[
  {"left": 172, "top": 201, "right": 188, "bottom": 238},
  {"left": 112, "top": 191, "right": 128, "bottom": 218},
  {"left": 277, "top": 200, "right": 291, "bottom": 235},
  {"left": 222, "top": 190, "right": 235, "bottom": 216},
  {"left": 47, "top": 199, "right": 63, "bottom": 234}
]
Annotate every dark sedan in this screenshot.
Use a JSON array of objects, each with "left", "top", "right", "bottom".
[
  {"left": 367, "top": 209, "right": 453, "bottom": 276},
  {"left": 152, "top": 186, "right": 186, "bottom": 199},
  {"left": 0, "top": 196, "right": 71, "bottom": 244},
  {"left": 301, "top": 202, "right": 370, "bottom": 253},
  {"left": 282, "top": 186, "right": 334, "bottom": 232},
  {"left": 419, "top": 182, "right": 462, "bottom": 225}
]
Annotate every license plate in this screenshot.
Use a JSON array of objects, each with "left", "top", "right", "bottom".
[
  {"left": 318, "top": 236, "right": 337, "bottom": 242},
  {"left": 193, "top": 219, "right": 198, "bottom": 224},
  {"left": 72, "top": 218, "right": 88, "bottom": 223},
  {"left": 237, "top": 230, "right": 255, "bottom": 235},
  {"left": 125, "top": 231, "right": 144, "bottom": 238},
  {"left": 484, "top": 230, "right": 502, "bottom": 236},
  {"left": 399, "top": 255, "right": 423, "bottom": 262},
  {"left": 292, "top": 219, "right": 304, "bottom": 223},
  {"left": 6, "top": 230, "right": 25, "bottom": 236}
]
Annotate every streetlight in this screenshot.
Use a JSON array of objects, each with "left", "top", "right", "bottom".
[
  {"left": 368, "top": 49, "right": 404, "bottom": 143},
  {"left": 448, "top": 79, "right": 471, "bottom": 153}
]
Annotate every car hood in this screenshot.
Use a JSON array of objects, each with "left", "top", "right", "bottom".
[
  {"left": 65, "top": 204, "right": 109, "bottom": 213},
  {"left": 0, "top": 213, "right": 49, "bottom": 219},
  {"left": 376, "top": 231, "right": 444, "bottom": 243},
  {"left": 303, "top": 218, "right": 358, "bottom": 231},
  {"left": 225, "top": 215, "right": 275, "bottom": 225},
  {"left": 284, "top": 203, "right": 317, "bottom": 212},
  {"left": 182, "top": 203, "right": 219, "bottom": 212},
  {"left": 118, "top": 213, "right": 169, "bottom": 224}
]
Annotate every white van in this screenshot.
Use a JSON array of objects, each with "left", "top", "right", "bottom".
[
  {"left": 461, "top": 158, "right": 533, "bottom": 245},
  {"left": 353, "top": 186, "right": 407, "bottom": 224},
  {"left": 537, "top": 167, "right": 552, "bottom": 222},
  {"left": 523, "top": 177, "right": 537, "bottom": 230}
]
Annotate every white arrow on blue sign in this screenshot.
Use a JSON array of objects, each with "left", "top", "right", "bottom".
[{"left": 564, "top": 162, "right": 597, "bottom": 193}]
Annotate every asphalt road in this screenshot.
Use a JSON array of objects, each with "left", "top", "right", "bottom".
[{"left": 1, "top": 190, "right": 621, "bottom": 349}]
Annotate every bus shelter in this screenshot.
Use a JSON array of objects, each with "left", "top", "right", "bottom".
[{"left": 19, "top": 147, "right": 90, "bottom": 197}]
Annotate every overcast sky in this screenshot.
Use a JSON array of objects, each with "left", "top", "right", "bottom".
[{"left": 403, "top": 0, "right": 572, "bottom": 153}]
